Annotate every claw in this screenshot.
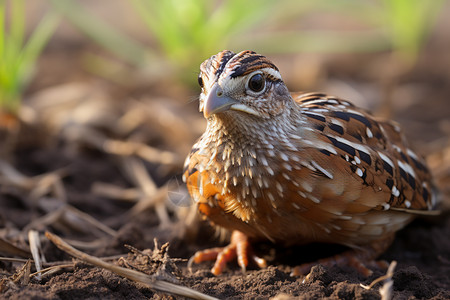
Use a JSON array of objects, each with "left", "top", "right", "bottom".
[
  {"left": 188, "top": 231, "right": 267, "bottom": 275},
  {"left": 212, "top": 243, "right": 238, "bottom": 275}
]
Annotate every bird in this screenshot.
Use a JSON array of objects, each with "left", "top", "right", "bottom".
[{"left": 183, "top": 50, "right": 439, "bottom": 276}]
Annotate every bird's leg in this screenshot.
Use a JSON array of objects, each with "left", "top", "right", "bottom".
[
  {"left": 291, "top": 235, "right": 394, "bottom": 277},
  {"left": 188, "top": 230, "right": 267, "bottom": 275}
]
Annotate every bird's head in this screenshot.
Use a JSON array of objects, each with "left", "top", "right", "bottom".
[{"left": 198, "top": 50, "right": 294, "bottom": 121}]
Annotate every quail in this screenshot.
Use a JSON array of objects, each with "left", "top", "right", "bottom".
[{"left": 183, "top": 50, "right": 439, "bottom": 276}]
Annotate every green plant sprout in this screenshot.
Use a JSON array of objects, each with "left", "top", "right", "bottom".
[
  {"left": 50, "top": 0, "right": 444, "bottom": 86},
  {"left": 380, "top": 0, "right": 445, "bottom": 66},
  {"left": 50, "top": 0, "right": 148, "bottom": 67},
  {"left": 50, "top": 0, "right": 276, "bottom": 84},
  {"left": 130, "top": 0, "right": 275, "bottom": 70},
  {"left": 0, "top": 0, "right": 59, "bottom": 115},
  {"left": 248, "top": 0, "right": 444, "bottom": 62}
]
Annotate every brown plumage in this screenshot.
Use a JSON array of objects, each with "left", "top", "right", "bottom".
[{"left": 183, "top": 50, "right": 439, "bottom": 276}]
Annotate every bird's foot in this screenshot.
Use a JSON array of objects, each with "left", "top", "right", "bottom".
[
  {"left": 188, "top": 231, "right": 267, "bottom": 275},
  {"left": 292, "top": 236, "right": 394, "bottom": 277},
  {"left": 292, "top": 251, "right": 389, "bottom": 277}
]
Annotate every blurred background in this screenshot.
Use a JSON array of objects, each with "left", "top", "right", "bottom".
[
  {"left": 3, "top": 0, "right": 449, "bottom": 140},
  {"left": 0, "top": 0, "right": 449, "bottom": 296}
]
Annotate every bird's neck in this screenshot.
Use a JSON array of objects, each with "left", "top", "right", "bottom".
[
  {"left": 204, "top": 111, "right": 299, "bottom": 153},
  {"left": 198, "top": 108, "right": 307, "bottom": 183}
]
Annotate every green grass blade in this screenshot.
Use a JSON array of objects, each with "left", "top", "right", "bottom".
[
  {"left": 0, "top": 1, "right": 60, "bottom": 112},
  {"left": 50, "top": 0, "right": 150, "bottom": 66},
  {"left": 0, "top": 0, "right": 6, "bottom": 57},
  {"left": 19, "top": 11, "right": 60, "bottom": 85},
  {"left": 10, "top": 0, "right": 25, "bottom": 50},
  {"left": 381, "top": 0, "right": 445, "bottom": 64}
]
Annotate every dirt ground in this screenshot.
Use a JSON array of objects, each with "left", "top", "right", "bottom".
[
  {"left": 1, "top": 8, "right": 450, "bottom": 300},
  {"left": 1, "top": 134, "right": 449, "bottom": 300}
]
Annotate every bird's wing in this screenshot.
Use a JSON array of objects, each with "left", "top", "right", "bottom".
[{"left": 291, "top": 92, "right": 438, "bottom": 214}]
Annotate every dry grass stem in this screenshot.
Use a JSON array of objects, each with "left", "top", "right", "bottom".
[
  {"left": 121, "top": 157, "right": 157, "bottom": 195},
  {"left": 91, "top": 182, "right": 140, "bottom": 201},
  {"left": 116, "top": 108, "right": 147, "bottom": 135},
  {"left": 61, "top": 237, "right": 110, "bottom": 250},
  {"left": 22, "top": 207, "right": 65, "bottom": 235},
  {"left": 0, "top": 160, "right": 69, "bottom": 209},
  {"left": 360, "top": 260, "right": 397, "bottom": 300},
  {"left": 120, "top": 157, "right": 172, "bottom": 226},
  {"left": 0, "top": 257, "right": 31, "bottom": 263},
  {"left": 360, "top": 260, "right": 397, "bottom": 289},
  {"left": 129, "top": 186, "right": 168, "bottom": 216},
  {"left": 29, "top": 173, "right": 67, "bottom": 205},
  {"left": 27, "top": 230, "right": 46, "bottom": 281},
  {"left": 21, "top": 205, "right": 117, "bottom": 239},
  {"left": 155, "top": 194, "right": 172, "bottom": 228},
  {"left": 0, "top": 160, "right": 34, "bottom": 189},
  {"left": 65, "top": 125, "right": 105, "bottom": 149},
  {"left": 177, "top": 205, "right": 202, "bottom": 240},
  {"left": 127, "top": 99, "right": 195, "bottom": 147},
  {"left": 0, "top": 238, "right": 31, "bottom": 258},
  {"left": 65, "top": 205, "right": 117, "bottom": 237},
  {"left": 64, "top": 123, "right": 181, "bottom": 166},
  {"left": 0, "top": 160, "right": 68, "bottom": 190},
  {"left": 45, "top": 232, "right": 218, "bottom": 300},
  {"left": 29, "top": 263, "right": 74, "bottom": 279},
  {"left": 379, "top": 261, "right": 397, "bottom": 300},
  {"left": 104, "top": 139, "right": 180, "bottom": 166},
  {"left": 28, "top": 83, "right": 115, "bottom": 134}
]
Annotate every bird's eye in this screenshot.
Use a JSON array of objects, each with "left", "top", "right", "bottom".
[
  {"left": 198, "top": 74, "right": 204, "bottom": 88},
  {"left": 247, "top": 74, "right": 265, "bottom": 93}
]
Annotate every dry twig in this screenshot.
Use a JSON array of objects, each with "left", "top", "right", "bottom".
[
  {"left": 360, "top": 260, "right": 397, "bottom": 300},
  {"left": 45, "top": 231, "right": 218, "bottom": 300}
]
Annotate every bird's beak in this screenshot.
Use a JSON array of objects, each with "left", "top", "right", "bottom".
[{"left": 203, "top": 83, "right": 237, "bottom": 118}]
